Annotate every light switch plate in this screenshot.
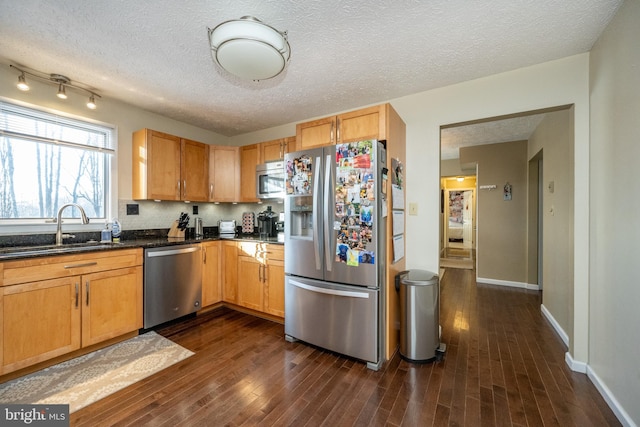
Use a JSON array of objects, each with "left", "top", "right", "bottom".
[{"left": 409, "top": 203, "right": 418, "bottom": 215}]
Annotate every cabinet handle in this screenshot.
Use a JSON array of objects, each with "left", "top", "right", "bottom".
[
  {"left": 183, "top": 180, "right": 187, "bottom": 197},
  {"left": 209, "top": 183, "right": 213, "bottom": 199},
  {"left": 75, "top": 282, "right": 79, "bottom": 308},
  {"left": 263, "top": 265, "right": 268, "bottom": 283},
  {"left": 203, "top": 247, "right": 207, "bottom": 263},
  {"left": 177, "top": 180, "right": 181, "bottom": 198},
  {"left": 336, "top": 118, "right": 340, "bottom": 143},
  {"left": 330, "top": 121, "right": 334, "bottom": 144},
  {"left": 258, "top": 264, "right": 263, "bottom": 282},
  {"left": 85, "top": 280, "right": 90, "bottom": 306},
  {"left": 64, "top": 262, "right": 98, "bottom": 269}
]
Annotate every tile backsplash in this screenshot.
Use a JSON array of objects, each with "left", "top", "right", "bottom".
[{"left": 117, "top": 199, "right": 284, "bottom": 231}]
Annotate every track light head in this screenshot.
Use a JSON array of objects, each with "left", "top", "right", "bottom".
[
  {"left": 56, "top": 84, "right": 68, "bottom": 99},
  {"left": 17, "top": 73, "right": 30, "bottom": 91},
  {"left": 86, "top": 95, "right": 97, "bottom": 110}
]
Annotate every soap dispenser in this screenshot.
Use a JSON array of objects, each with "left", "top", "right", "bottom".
[{"left": 101, "top": 222, "right": 112, "bottom": 243}]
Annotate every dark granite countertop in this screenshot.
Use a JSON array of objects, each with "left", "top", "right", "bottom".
[{"left": 0, "top": 234, "right": 283, "bottom": 261}]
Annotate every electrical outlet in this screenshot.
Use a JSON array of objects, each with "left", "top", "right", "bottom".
[
  {"left": 126, "top": 204, "right": 139, "bottom": 215},
  {"left": 192, "top": 205, "right": 198, "bottom": 215},
  {"left": 409, "top": 203, "right": 418, "bottom": 215}
]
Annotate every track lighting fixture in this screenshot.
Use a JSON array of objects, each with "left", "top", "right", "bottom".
[
  {"left": 9, "top": 64, "right": 101, "bottom": 110},
  {"left": 56, "top": 84, "right": 67, "bottom": 99},
  {"left": 17, "top": 73, "right": 30, "bottom": 91}
]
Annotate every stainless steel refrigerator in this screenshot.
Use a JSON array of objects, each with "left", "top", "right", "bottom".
[{"left": 284, "top": 140, "right": 387, "bottom": 370}]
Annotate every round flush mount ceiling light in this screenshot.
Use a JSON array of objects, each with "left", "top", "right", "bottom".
[{"left": 208, "top": 16, "right": 291, "bottom": 81}]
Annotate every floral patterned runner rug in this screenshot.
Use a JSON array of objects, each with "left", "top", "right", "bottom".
[{"left": 0, "top": 331, "right": 193, "bottom": 413}]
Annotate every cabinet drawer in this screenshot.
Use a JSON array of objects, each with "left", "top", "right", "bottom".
[{"left": 1, "top": 248, "right": 143, "bottom": 287}]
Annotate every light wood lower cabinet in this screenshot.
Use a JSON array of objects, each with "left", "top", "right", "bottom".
[
  {"left": 0, "top": 249, "right": 143, "bottom": 375},
  {"left": 221, "top": 241, "right": 238, "bottom": 303},
  {"left": 201, "top": 241, "right": 221, "bottom": 306},
  {"left": 235, "top": 242, "right": 284, "bottom": 318}
]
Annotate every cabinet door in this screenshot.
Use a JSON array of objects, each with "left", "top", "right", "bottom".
[
  {"left": 209, "top": 145, "right": 239, "bottom": 202},
  {"left": 181, "top": 138, "right": 209, "bottom": 202},
  {"left": 147, "top": 130, "right": 181, "bottom": 200},
  {"left": 237, "top": 256, "right": 264, "bottom": 311},
  {"left": 296, "top": 116, "right": 336, "bottom": 149},
  {"left": 202, "top": 241, "right": 221, "bottom": 306},
  {"left": 283, "top": 136, "right": 297, "bottom": 155},
  {"left": 264, "top": 258, "right": 285, "bottom": 317},
  {"left": 337, "top": 105, "right": 385, "bottom": 143},
  {"left": 81, "top": 266, "right": 143, "bottom": 347},
  {"left": 240, "top": 144, "right": 260, "bottom": 202},
  {"left": 261, "top": 138, "right": 285, "bottom": 162},
  {"left": 2, "top": 277, "right": 81, "bottom": 374},
  {"left": 222, "top": 242, "right": 238, "bottom": 303}
]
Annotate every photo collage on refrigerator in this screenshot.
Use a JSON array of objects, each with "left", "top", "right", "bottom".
[
  {"left": 335, "top": 140, "right": 375, "bottom": 267},
  {"left": 285, "top": 155, "right": 313, "bottom": 195}
]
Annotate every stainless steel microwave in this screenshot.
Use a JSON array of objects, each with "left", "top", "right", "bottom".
[{"left": 256, "top": 161, "right": 285, "bottom": 199}]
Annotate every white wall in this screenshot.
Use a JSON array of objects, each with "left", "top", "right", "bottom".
[
  {"left": 387, "top": 54, "right": 591, "bottom": 366},
  {"left": 589, "top": 0, "right": 640, "bottom": 424}
]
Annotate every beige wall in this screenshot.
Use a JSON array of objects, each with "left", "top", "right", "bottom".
[
  {"left": 589, "top": 0, "right": 640, "bottom": 423},
  {"left": 528, "top": 109, "right": 574, "bottom": 349},
  {"left": 460, "top": 141, "right": 528, "bottom": 283}
]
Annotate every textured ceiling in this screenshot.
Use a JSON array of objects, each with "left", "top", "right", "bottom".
[
  {"left": 441, "top": 114, "right": 547, "bottom": 160},
  {"left": 0, "top": 0, "right": 621, "bottom": 142}
]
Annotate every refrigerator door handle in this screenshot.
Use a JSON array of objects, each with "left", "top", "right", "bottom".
[
  {"left": 289, "top": 279, "right": 370, "bottom": 299},
  {"left": 324, "top": 153, "right": 332, "bottom": 271},
  {"left": 313, "top": 155, "right": 322, "bottom": 270}
]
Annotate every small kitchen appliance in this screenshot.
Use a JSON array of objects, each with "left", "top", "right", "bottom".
[
  {"left": 257, "top": 206, "right": 278, "bottom": 239},
  {"left": 194, "top": 217, "right": 203, "bottom": 238},
  {"left": 256, "top": 161, "right": 285, "bottom": 199},
  {"left": 218, "top": 219, "right": 236, "bottom": 238}
]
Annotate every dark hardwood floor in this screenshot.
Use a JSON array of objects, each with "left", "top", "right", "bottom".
[{"left": 71, "top": 268, "right": 620, "bottom": 426}]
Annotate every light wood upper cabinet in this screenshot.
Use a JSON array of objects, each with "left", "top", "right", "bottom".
[
  {"left": 209, "top": 145, "right": 240, "bottom": 202},
  {"left": 0, "top": 249, "right": 143, "bottom": 375},
  {"left": 133, "top": 129, "right": 181, "bottom": 200},
  {"left": 261, "top": 136, "right": 297, "bottom": 162},
  {"left": 181, "top": 138, "right": 209, "bottom": 202},
  {"left": 240, "top": 143, "right": 260, "bottom": 202},
  {"left": 295, "top": 105, "right": 387, "bottom": 148},
  {"left": 132, "top": 129, "right": 209, "bottom": 201},
  {"left": 296, "top": 116, "right": 336, "bottom": 149},
  {"left": 201, "top": 241, "right": 221, "bottom": 306}
]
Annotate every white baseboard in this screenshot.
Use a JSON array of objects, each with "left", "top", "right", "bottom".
[
  {"left": 564, "top": 351, "right": 587, "bottom": 373},
  {"left": 476, "top": 277, "right": 539, "bottom": 291},
  {"left": 540, "top": 304, "right": 570, "bottom": 347},
  {"left": 587, "top": 365, "right": 637, "bottom": 427}
]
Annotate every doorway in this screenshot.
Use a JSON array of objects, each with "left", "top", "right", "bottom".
[{"left": 440, "top": 178, "right": 476, "bottom": 270}]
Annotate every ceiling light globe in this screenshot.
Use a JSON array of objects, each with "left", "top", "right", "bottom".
[{"left": 209, "top": 16, "right": 290, "bottom": 81}]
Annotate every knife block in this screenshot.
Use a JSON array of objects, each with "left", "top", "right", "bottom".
[{"left": 167, "top": 220, "right": 185, "bottom": 238}]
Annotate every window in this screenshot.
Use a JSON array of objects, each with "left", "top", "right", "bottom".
[{"left": 0, "top": 100, "right": 115, "bottom": 223}]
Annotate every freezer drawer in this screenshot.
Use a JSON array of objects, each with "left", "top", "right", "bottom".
[{"left": 284, "top": 276, "right": 378, "bottom": 364}]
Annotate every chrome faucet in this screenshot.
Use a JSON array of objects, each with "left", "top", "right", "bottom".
[{"left": 55, "top": 203, "right": 90, "bottom": 245}]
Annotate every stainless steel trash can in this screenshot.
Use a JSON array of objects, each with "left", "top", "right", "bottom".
[{"left": 397, "top": 270, "right": 440, "bottom": 362}]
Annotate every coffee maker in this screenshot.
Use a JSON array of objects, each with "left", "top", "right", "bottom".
[{"left": 257, "top": 206, "right": 278, "bottom": 239}]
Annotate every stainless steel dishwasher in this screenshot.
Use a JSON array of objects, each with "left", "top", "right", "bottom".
[{"left": 144, "top": 244, "right": 202, "bottom": 328}]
